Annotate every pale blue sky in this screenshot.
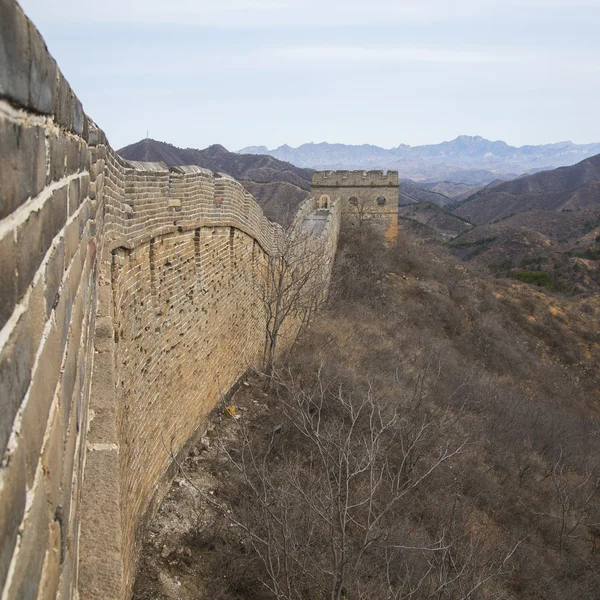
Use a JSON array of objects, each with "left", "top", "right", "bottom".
[{"left": 19, "top": 0, "right": 600, "bottom": 151}]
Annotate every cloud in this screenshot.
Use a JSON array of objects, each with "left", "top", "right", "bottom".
[
  {"left": 19, "top": 0, "right": 600, "bottom": 27},
  {"left": 276, "top": 45, "right": 514, "bottom": 64}
]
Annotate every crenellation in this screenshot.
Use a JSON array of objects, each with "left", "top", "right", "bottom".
[{"left": 312, "top": 169, "right": 399, "bottom": 187}]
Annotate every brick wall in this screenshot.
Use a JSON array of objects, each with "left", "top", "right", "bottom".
[{"left": 0, "top": 2, "right": 341, "bottom": 599}]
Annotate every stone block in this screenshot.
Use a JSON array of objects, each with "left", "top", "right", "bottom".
[
  {"left": 60, "top": 406, "right": 78, "bottom": 525},
  {"left": 0, "top": 232, "right": 16, "bottom": 330},
  {"left": 72, "top": 97, "right": 84, "bottom": 136},
  {"left": 15, "top": 185, "right": 68, "bottom": 301},
  {"left": 42, "top": 405, "right": 64, "bottom": 511},
  {"left": 80, "top": 172, "right": 90, "bottom": 201},
  {"left": 0, "top": 307, "right": 40, "bottom": 457},
  {"left": 56, "top": 547, "right": 72, "bottom": 600},
  {"left": 44, "top": 238, "right": 65, "bottom": 317},
  {"left": 63, "top": 217, "right": 80, "bottom": 268},
  {"left": 68, "top": 177, "right": 81, "bottom": 215},
  {"left": 53, "top": 72, "right": 71, "bottom": 133},
  {"left": 65, "top": 138, "right": 81, "bottom": 176},
  {"left": 53, "top": 281, "right": 72, "bottom": 364},
  {"left": 78, "top": 449, "right": 124, "bottom": 600},
  {"left": 78, "top": 198, "right": 90, "bottom": 239},
  {"left": 21, "top": 322, "right": 61, "bottom": 487},
  {"left": 47, "top": 128, "right": 66, "bottom": 184},
  {"left": 82, "top": 114, "right": 89, "bottom": 143},
  {"left": 0, "top": 439, "right": 26, "bottom": 591},
  {"left": 27, "top": 20, "right": 57, "bottom": 114},
  {"left": 88, "top": 349, "right": 118, "bottom": 444},
  {"left": 36, "top": 520, "right": 61, "bottom": 600},
  {"left": 2, "top": 474, "right": 49, "bottom": 600},
  {"left": 60, "top": 332, "right": 79, "bottom": 440},
  {"left": 0, "top": 0, "right": 30, "bottom": 107},
  {"left": 0, "top": 117, "right": 47, "bottom": 220}
]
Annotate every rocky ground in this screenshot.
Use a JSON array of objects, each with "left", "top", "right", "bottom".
[{"left": 132, "top": 376, "right": 271, "bottom": 600}]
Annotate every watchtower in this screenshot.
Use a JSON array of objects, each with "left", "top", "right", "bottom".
[{"left": 311, "top": 170, "right": 399, "bottom": 239}]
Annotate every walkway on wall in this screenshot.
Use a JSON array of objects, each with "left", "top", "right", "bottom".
[{"left": 301, "top": 208, "right": 331, "bottom": 236}]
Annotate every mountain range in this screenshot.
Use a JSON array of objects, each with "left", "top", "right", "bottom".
[{"left": 240, "top": 136, "right": 600, "bottom": 185}]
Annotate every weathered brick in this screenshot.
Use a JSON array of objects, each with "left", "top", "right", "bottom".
[
  {"left": 27, "top": 20, "right": 56, "bottom": 114},
  {"left": 42, "top": 406, "right": 63, "bottom": 511},
  {"left": 68, "top": 177, "right": 81, "bottom": 215},
  {"left": 0, "top": 117, "right": 47, "bottom": 220},
  {"left": 47, "top": 128, "right": 66, "bottom": 184},
  {"left": 60, "top": 331, "right": 79, "bottom": 441},
  {"left": 65, "top": 137, "right": 81, "bottom": 175},
  {"left": 36, "top": 520, "right": 61, "bottom": 600},
  {"left": 15, "top": 185, "right": 68, "bottom": 300},
  {"left": 0, "top": 440, "right": 26, "bottom": 591},
  {"left": 21, "top": 322, "right": 61, "bottom": 487},
  {"left": 3, "top": 474, "right": 49, "bottom": 600},
  {"left": 63, "top": 217, "right": 80, "bottom": 268},
  {"left": 54, "top": 276, "right": 72, "bottom": 358},
  {"left": 77, "top": 196, "right": 91, "bottom": 239},
  {"left": 82, "top": 114, "right": 89, "bottom": 143},
  {"left": 53, "top": 72, "right": 71, "bottom": 132},
  {"left": 0, "top": 312, "right": 36, "bottom": 457},
  {"left": 80, "top": 172, "right": 90, "bottom": 201},
  {"left": 57, "top": 547, "right": 73, "bottom": 600},
  {"left": 0, "top": 0, "right": 30, "bottom": 107},
  {"left": 71, "top": 97, "right": 84, "bottom": 136},
  {"left": 44, "top": 238, "right": 65, "bottom": 317},
  {"left": 78, "top": 449, "right": 124, "bottom": 600},
  {"left": 0, "top": 232, "right": 16, "bottom": 330},
  {"left": 60, "top": 406, "right": 78, "bottom": 526}
]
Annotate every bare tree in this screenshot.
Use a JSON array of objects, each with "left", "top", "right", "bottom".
[
  {"left": 168, "top": 363, "right": 530, "bottom": 600},
  {"left": 525, "top": 448, "right": 600, "bottom": 557},
  {"left": 347, "top": 196, "right": 372, "bottom": 227},
  {"left": 189, "top": 366, "right": 528, "bottom": 600},
  {"left": 256, "top": 226, "right": 332, "bottom": 379}
]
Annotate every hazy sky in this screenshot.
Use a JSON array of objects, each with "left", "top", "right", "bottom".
[{"left": 19, "top": 0, "right": 600, "bottom": 151}]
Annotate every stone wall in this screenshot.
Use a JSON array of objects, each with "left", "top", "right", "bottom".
[
  {"left": 0, "top": 2, "right": 341, "bottom": 599},
  {"left": 311, "top": 170, "right": 400, "bottom": 239}
]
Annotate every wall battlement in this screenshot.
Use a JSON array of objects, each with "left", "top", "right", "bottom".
[
  {"left": 0, "top": 3, "right": 341, "bottom": 599},
  {"left": 311, "top": 169, "right": 399, "bottom": 187}
]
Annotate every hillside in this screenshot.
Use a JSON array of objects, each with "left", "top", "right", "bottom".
[
  {"left": 454, "top": 153, "right": 600, "bottom": 224},
  {"left": 398, "top": 202, "right": 473, "bottom": 241},
  {"left": 240, "top": 136, "right": 600, "bottom": 182},
  {"left": 448, "top": 207, "right": 600, "bottom": 294},
  {"left": 118, "top": 138, "right": 313, "bottom": 224},
  {"left": 399, "top": 180, "right": 455, "bottom": 207},
  {"left": 446, "top": 155, "right": 600, "bottom": 293},
  {"left": 133, "top": 225, "right": 600, "bottom": 600}
]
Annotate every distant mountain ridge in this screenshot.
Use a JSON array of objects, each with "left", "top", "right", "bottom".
[
  {"left": 239, "top": 136, "right": 600, "bottom": 184},
  {"left": 454, "top": 153, "right": 600, "bottom": 224}
]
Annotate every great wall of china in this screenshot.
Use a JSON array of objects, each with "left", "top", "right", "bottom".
[{"left": 0, "top": 2, "right": 399, "bottom": 599}]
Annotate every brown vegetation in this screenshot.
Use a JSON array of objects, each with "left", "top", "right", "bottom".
[{"left": 133, "top": 224, "right": 600, "bottom": 600}]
